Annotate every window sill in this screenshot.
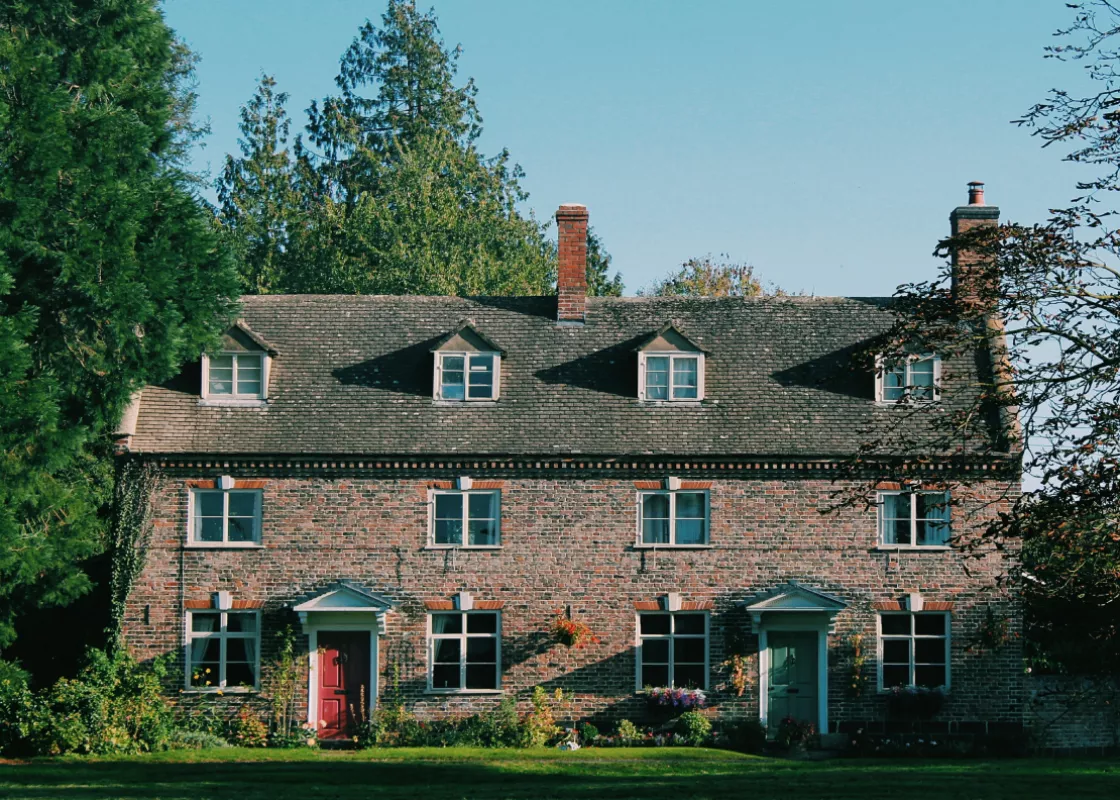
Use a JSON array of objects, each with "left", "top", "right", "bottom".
[
  {"left": 432, "top": 400, "right": 499, "bottom": 407},
  {"left": 199, "top": 399, "right": 269, "bottom": 408},
  {"left": 182, "top": 687, "right": 258, "bottom": 695},
  {"left": 638, "top": 400, "right": 705, "bottom": 407},
  {"left": 877, "top": 688, "right": 951, "bottom": 696},
  {"left": 185, "top": 543, "right": 264, "bottom": 550},
  {"left": 633, "top": 544, "right": 713, "bottom": 550},
  {"left": 875, "top": 545, "right": 951, "bottom": 552},
  {"left": 874, "top": 400, "right": 940, "bottom": 408},
  {"left": 423, "top": 545, "right": 502, "bottom": 551},
  {"left": 424, "top": 689, "right": 503, "bottom": 696}
]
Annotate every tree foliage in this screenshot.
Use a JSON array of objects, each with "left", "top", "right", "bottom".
[
  {"left": 0, "top": 0, "right": 239, "bottom": 649},
  {"left": 641, "top": 255, "right": 766, "bottom": 297},
  {"left": 220, "top": 0, "right": 557, "bottom": 297},
  {"left": 864, "top": 1, "right": 1120, "bottom": 673}
]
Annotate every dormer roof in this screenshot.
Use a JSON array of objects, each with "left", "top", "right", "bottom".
[
  {"left": 222, "top": 319, "right": 278, "bottom": 356},
  {"left": 430, "top": 320, "right": 505, "bottom": 355},
  {"left": 634, "top": 322, "right": 707, "bottom": 354}
]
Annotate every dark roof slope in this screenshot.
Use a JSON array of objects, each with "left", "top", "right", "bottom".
[{"left": 131, "top": 294, "right": 996, "bottom": 458}]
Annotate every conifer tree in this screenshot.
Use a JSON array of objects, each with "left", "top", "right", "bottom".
[{"left": 0, "top": 0, "right": 239, "bottom": 648}]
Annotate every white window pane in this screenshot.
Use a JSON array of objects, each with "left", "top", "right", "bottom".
[
  {"left": 197, "top": 517, "right": 223, "bottom": 542},
  {"left": 675, "top": 518, "right": 705, "bottom": 545},
  {"left": 676, "top": 492, "right": 705, "bottom": 519},
  {"left": 643, "top": 494, "right": 670, "bottom": 518},
  {"left": 236, "top": 379, "right": 262, "bottom": 396},
  {"left": 645, "top": 356, "right": 669, "bottom": 400},
  {"left": 883, "top": 367, "right": 905, "bottom": 401},
  {"left": 468, "top": 520, "right": 497, "bottom": 546},
  {"left": 227, "top": 516, "right": 256, "bottom": 542},
  {"left": 672, "top": 358, "right": 698, "bottom": 399},
  {"left": 227, "top": 492, "right": 257, "bottom": 518},
  {"left": 880, "top": 494, "right": 910, "bottom": 545},
  {"left": 468, "top": 493, "right": 496, "bottom": 520},
  {"left": 435, "top": 494, "right": 463, "bottom": 518},
  {"left": 441, "top": 355, "right": 465, "bottom": 400}
]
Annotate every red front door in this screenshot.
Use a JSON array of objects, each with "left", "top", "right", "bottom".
[{"left": 317, "top": 631, "right": 370, "bottom": 740}]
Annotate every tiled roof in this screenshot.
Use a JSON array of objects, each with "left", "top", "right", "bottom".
[{"left": 131, "top": 294, "right": 999, "bottom": 458}]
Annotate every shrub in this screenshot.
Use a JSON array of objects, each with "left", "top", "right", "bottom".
[
  {"left": 0, "top": 660, "right": 36, "bottom": 756},
  {"left": 774, "top": 716, "right": 817, "bottom": 750},
  {"left": 615, "top": 718, "right": 641, "bottom": 744},
  {"left": 675, "top": 711, "right": 712, "bottom": 746},
  {"left": 269, "top": 722, "right": 318, "bottom": 749},
  {"left": 521, "top": 686, "right": 569, "bottom": 747},
  {"left": 168, "top": 729, "right": 230, "bottom": 750},
  {"left": 230, "top": 706, "right": 268, "bottom": 748},
  {"left": 722, "top": 718, "right": 767, "bottom": 753},
  {"left": 33, "top": 649, "right": 175, "bottom": 755},
  {"left": 475, "top": 697, "right": 521, "bottom": 747},
  {"left": 576, "top": 721, "right": 599, "bottom": 743}
]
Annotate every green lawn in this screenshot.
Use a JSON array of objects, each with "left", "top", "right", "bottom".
[{"left": 0, "top": 747, "right": 1117, "bottom": 800}]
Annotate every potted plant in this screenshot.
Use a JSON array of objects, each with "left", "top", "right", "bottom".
[
  {"left": 885, "top": 685, "right": 946, "bottom": 720},
  {"left": 551, "top": 611, "right": 598, "bottom": 649},
  {"left": 644, "top": 686, "right": 707, "bottom": 710}
]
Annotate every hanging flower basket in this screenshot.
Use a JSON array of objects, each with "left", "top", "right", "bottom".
[
  {"left": 552, "top": 613, "right": 598, "bottom": 649},
  {"left": 644, "top": 686, "right": 707, "bottom": 710}
]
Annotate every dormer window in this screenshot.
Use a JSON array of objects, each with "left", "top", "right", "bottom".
[
  {"left": 637, "top": 323, "right": 706, "bottom": 402},
  {"left": 200, "top": 321, "right": 276, "bottom": 405},
  {"left": 432, "top": 321, "right": 503, "bottom": 403},
  {"left": 876, "top": 354, "right": 941, "bottom": 404},
  {"left": 208, "top": 353, "right": 263, "bottom": 398}
]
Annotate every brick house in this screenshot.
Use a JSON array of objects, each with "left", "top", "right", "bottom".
[{"left": 118, "top": 186, "right": 1022, "bottom": 740}]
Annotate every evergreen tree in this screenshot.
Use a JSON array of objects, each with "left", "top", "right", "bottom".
[
  {"left": 586, "top": 228, "right": 624, "bottom": 297},
  {"left": 0, "top": 0, "right": 239, "bottom": 649},
  {"left": 218, "top": 75, "right": 304, "bottom": 294},
  {"left": 285, "top": 0, "right": 554, "bottom": 295}
]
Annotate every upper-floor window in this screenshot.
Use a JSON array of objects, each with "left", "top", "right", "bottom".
[
  {"left": 642, "top": 353, "right": 701, "bottom": 401},
  {"left": 878, "top": 612, "right": 949, "bottom": 690},
  {"left": 200, "top": 322, "right": 276, "bottom": 404},
  {"left": 436, "top": 352, "right": 499, "bottom": 401},
  {"left": 187, "top": 610, "right": 260, "bottom": 691},
  {"left": 431, "top": 490, "right": 500, "bottom": 547},
  {"left": 637, "top": 611, "right": 708, "bottom": 689},
  {"left": 428, "top": 611, "right": 501, "bottom": 692},
  {"left": 190, "top": 488, "right": 262, "bottom": 546},
  {"left": 877, "top": 354, "right": 940, "bottom": 403},
  {"left": 878, "top": 489, "right": 949, "bottom": 547},
  {"left": 638, "top": 490, "right": 709, "bottom": 546},
  {"left": 636, "top": 323, "right": 706, "bottom": 402}
]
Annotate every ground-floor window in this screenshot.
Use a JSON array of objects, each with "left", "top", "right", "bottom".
[
  {"left": 186, "top": 610, "right": 260, "bottom": 690},
  {"left": 428, "top": 611, "right": 501, "bottom": 692},
  {"left": 637, "top": 611, "right": 708, "bottom": 688},
  {"left": 878, "top": 612, "right": 949, "bottom": 689}
]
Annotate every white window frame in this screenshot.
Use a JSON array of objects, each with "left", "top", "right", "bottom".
[
  {"left": 876, "top": 611, "right": 951, "bottom": 691},
  {"left": 638, "top": 352, "right": 705, "bottom": 402},
  {"left": 433, "top": 351, "right": 501, "bottom": 402},
  {"left": 636, "top": 490, "right": 710, "bottom": 547},
  {"left": 201, "top": 351, "right": 270, "bottom": 404},
  {"left": 187, "top": 488, "right": 263, "bottom": 547},
  {"left": 877, "top": 489, "right": 951, "bottom": 549},
  {"left": 428, "top": 489, "right": 502, "bottom": 548},
  {"left": 426, "top": 610, "right": 502, "bottom": 694},
  {"left": 184, "top": 609, "right": 261, "bottom": 692},
  {"left": 875, "top": 353, "right": 941, "bottom": 404},
  {"left": 635, "top": 611, "right": 710, "bottom": 691}
]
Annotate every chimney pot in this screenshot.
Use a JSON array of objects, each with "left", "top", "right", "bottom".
[
  {"left": 556, "top": 203, "right": 589, "bottom": 324},
  {"left": 967, "top": 180, "right": 985, "bottom": 206}
]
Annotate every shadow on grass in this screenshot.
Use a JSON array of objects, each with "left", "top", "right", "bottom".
[{"left": 1, "top": 753, "right": 1119, "bottom": 800}]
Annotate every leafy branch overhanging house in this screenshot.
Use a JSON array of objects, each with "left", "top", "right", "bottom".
[{"left": 117, "top": 185, "right": 1022, "bottom": 741}]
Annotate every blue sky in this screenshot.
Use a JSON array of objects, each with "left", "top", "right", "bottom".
[{"left": 164, "top": 0, "right": 1083, "bottom": 296}]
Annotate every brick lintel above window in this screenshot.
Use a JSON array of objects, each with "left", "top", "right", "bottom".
[
  {"left": 423, "top": 599, "right": 505, "bottom": 611},
  {"left": 184, "top": 598, "right": 264, "bottom": 610},
  {"left": 874, "top": 600, "right": 954, "bottom": 612},
  {"left": 633, "top": 600, "right": 713, "bottom": 612}
]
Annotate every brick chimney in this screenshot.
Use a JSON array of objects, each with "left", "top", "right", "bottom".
[
  {"left": 556, "top": 203, "right": 588, "bottom": 324},
  {"left": 949, "top": 181, "right": 1000, "bottom": 307}
]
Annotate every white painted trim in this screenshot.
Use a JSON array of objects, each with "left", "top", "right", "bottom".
[
  {"left": 875, "top": 610, "right": 952, "bottom": 692},
  {"left": 633, "top": 609, "right": 710, "bottom": 692},
  {"left": 640, "top": 349, "right": 698, "bottom": 401},
  {"left": 876, "top": 488, "right": 952, "bottom": 547},
  {"left": 184, "top": 609, "right": 262, "bottom": 692},
  {"left": 756, "top": 615, "right": 830, "bottom": 734},
  {"left": 433, "top": 351, "right": 500, "bottom": 402},
  {"left": 635, "top": 489, "right": 710, "bottom": 547},
  {"left": 425, "top": 609, "right": 502, "bottom": 693},
  {"left": 186, "top": 486, "right": 263, "bottom": 546},
  {"left": 305, "top": 620, "right": 381, "bottom": 734},
  {"left": 874, "top": 352, "right": 941, "bottom": 405},
  {"left": 201, "top": 351, "right": 269, "bottom": 402},
  {"left": 428, "top": 488, "right": 502, "bottom": 548}
]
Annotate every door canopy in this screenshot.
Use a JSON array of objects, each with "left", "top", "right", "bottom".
[
  {"left": 292, "top": 581, "right": 396, "bottom": 630},
  {"left": 743, "top": 581, "right": 848, "bottom": 627}
]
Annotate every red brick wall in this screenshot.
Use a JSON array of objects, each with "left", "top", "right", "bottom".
[{"left": 124, "top": 472, "right": 1021, "bottom": 729}]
